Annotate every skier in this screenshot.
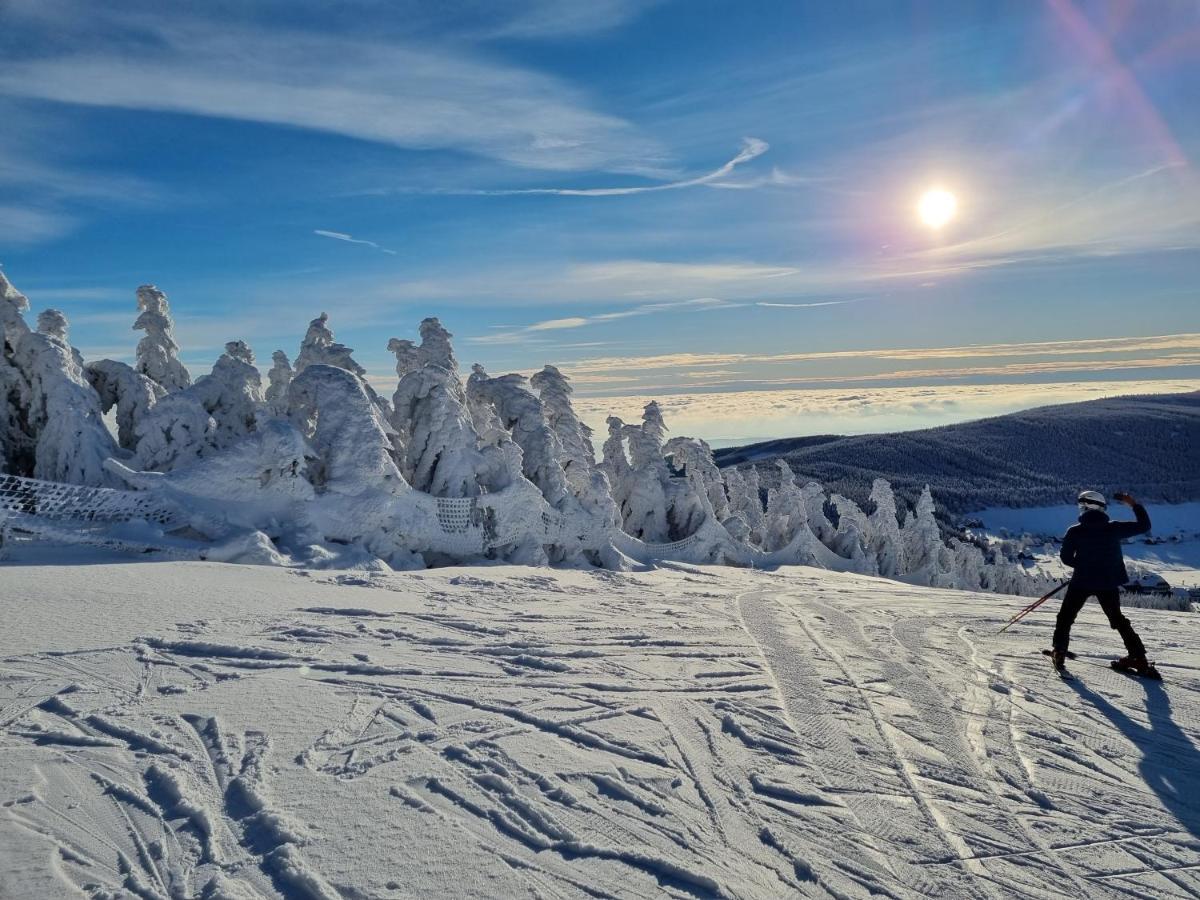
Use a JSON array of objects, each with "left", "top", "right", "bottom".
[{"left": 1053, "top": 490, "right": 1158, "bottom": 677}]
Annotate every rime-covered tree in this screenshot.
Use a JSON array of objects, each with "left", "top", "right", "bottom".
[
  {"left": 665, "top": 436, "right": 729, "bottom": 521},
  {"left": 288, "top": 364, "right": 407, "bottom": 498},
  {"left": 468, "top": 368, "right": 570, "bottom": 508},
  {"left": 12, "top": 307, "right": 124, "bottom": 486},
  {"left": 723, "top": 467, "right": 765, "bottom": 544},
  {"left": 133, "top": 394, "right": 216, "bottom": 472},
  {"left": 617, "top": 404, "right": 673, "bottom": 542},
  {"left": 189, "top": 341, "right": 266, "bottom": 449},
  {"left": 867, "top": 478, "right": 904, "bottom": 579},
  {"left": 295, "top": 312, "right": 366, "bottom": 378},
  {"left": 265, "top": 350, "right": 293, "bottom": 417},
  {"left": 801, "top": 480, "right": 836, "bottom": 546},
  {"left": 134, "top": 285, "right": 191, "bottom": 392},
  {"left": 86, "top": 359, "right": 165, "bottom": 450},
  {"left": 902, "top": 485, "right": 944, "bottom": 584},
  {"left": 830, "top": 493, "right": 873, "bottom": 571},
  {"left": 0, "top": 272, "right": 34, "bottom": 474},
  {"left": 530, "top": 365, "right": 620, "bottom": 530},
  {"left": 389, "top": 319, "right": 491, "bottom": 497}
]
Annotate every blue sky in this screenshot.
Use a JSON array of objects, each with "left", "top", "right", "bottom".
[{"left": 1, "top": 0, "right": 1198, "bottom": 443}]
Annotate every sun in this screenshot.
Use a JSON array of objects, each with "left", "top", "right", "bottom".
[{"left": 917, "top": 188, "right": 957, "bottom": 229}]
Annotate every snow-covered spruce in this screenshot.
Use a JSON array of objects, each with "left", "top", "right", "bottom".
[{"left": 133, "top": 284, "right": 191, "bottom": 393}]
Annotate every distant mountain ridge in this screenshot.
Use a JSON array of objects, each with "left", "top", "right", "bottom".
[{"left": 714, "top": 391, "right": 1200, "bottom": 515}]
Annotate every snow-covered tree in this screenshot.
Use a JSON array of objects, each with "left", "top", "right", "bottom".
[
  {"left": 665, "top": 436, "right": 729, "bottom": 521},
  {"left": 723, "top": 467, "right": 765, "bottom": 545},
  {"left": 133, "top": 394, "right": 216, "bottom": 472},
  {"left": 12, "top": 307, "right": 124, "bottom": 486},
  {"left": 288, "top": 364, "right": 407, "bottom": 498},
  {"left": 530, "top": 365, "right": 620, "bottom": 530},
  {"left": 868, "top": 478, "right": 905, "bottom": 579},
  {"left": 530, "top": 366, "right": 593, "bottom": 480},
  {"left": 0, "top": 272, "right": 34, "bottom": 474},
  {"left": 617, "top": 405, "right": 673, "bottom": 542},
  {"left": 830, "top": 493, "right": 873, "bottom": 571},
  {"left": 130, "top": 339, "right": 262, "bottom": 471},
  {"left": 801, "top": 480, "right": 836, "bottom": 546},
  {"left": 189, "top": 341, "right": 265, "bottom": 449},
  {"left": 295, "top": 312, "right": 366, "bottom": 378},
  {"left": 389, "top": 319, "right": 492, "bottom": 497},
  {"left": 902, "top": 485, "right": 944, "bottom": 584},
  {"left": 85, "top": 359, "right": 165, "bottom": 450},
  {"left": 265, "top": 350, "right": 293, "bottom": 417},
  {"left": 468, "top": 368, "right": 569, "bottom": 508},
  {"left": 134, "top": 285, "right": 191, "bottom": 393}
]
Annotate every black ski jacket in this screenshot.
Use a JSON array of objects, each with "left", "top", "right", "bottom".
[{"left": 1060, "top": 505, "right": 1151, "bottom": 592}]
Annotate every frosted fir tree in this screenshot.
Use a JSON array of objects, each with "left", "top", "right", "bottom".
[
  {"left": 0, "top": 272, "right": 35, "bottom": 474},
  {"left": 11, "top": 307, "right": 125, "bottom": 487},
  {"left": 723, "top": 467, "right": 765, "bottom": 544},
  {"left": 530, "top": 365, "right": 594, "bottom": 483},
  {"left": 946, "top": 538, "right": 988, "bottom": 592},
  {"left": 265, "top": 350, "right": 294, "bottom": 417},
  {"left": 867, "top": 478, "right": 905, "bottom": 579},
  {"left": 664, "top": 436, "right": 730, "bottom": 522},
  {"left": 389, "top": 318, "right": 490, "bottom": 497},
  {"left": 463, "top": 364, "right": 529, "bottom": 491},
  {"left": 133, "top": 285, "right": 191, "bottom": 393},
  {"left": 763, "top": 460, "right": 806, "bottom": 551},
  {"left": 133, "top": 394, "right": 217, "bottom": 472},
  {"left": 801, "top": 480, "right": 837, "bottom": 546},
  {"left": 85, "top": 359, "right": 166, "bottom": 450},
  {"left": 829, "top": 493, "right": 874, "bottom": 572},
  {"left": 189, "top": 341, "right": 266, "bottom": 449},
  {"left": 294, "top": 312, "right": 366, "bottom": 378},
  {"left": 901, "top": 485, "right": 945, "bottom": 584},
  {"left": 530, "top": 365, "right": 620, "bottom": 530},
  {"left": 599, "top": 416, "right": 633, "bottom": 512},
  {"left": 617, "top": 403, "right": 674, "bottom": 542},
  {"left": 288, "top": 364, "right": 407, "bottom": 498},
  {"left": 468, "top": 368, "right": 570, "bottom": 508}
]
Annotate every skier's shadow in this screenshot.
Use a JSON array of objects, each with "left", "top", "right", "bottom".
[{"left": 1067, "top": 674, "right": 1200, "bottom": 839}]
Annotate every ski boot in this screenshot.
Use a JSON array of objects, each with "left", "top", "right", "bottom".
[{"left": 1111, "top": 654, "right": 1163, "bottom": 681}]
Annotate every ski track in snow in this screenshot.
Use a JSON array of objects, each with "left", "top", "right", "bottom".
[{"left": 3, "top": 561, "right": 1200, "bottom": 898}]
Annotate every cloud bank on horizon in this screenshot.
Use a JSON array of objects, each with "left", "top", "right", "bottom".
[{"left": 0, "top": 0, "right": 1197, "bottom": 440}]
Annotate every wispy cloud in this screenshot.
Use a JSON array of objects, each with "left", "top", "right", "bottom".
[
  {"left": 0, "top": 8, "right": 662, "bottom": 174},
  {"left": 755, "top": 299, "right": 860, "bottom": 309},
  {"left": 313, "top": 229, "right": 397, "bottom": 255},
  {"left": 458, "top": 137, "right": 771, "bottom": 196},
  {"left": 560, "top": 333, "right": 1200, "bottom": 375},
  {"left": 469, "top": 297, "right": 740, "bottom": 344}
]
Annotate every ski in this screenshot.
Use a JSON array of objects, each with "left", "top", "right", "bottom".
[
  {"left": 1111, "top": 659, "right": 1164, "bottom": 681},
  {"left": 1040, "top": 648, "right": 1074, "bottom": 679}
]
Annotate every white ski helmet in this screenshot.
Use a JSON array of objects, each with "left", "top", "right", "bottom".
[{"left": 1078, "top": 490, "right": 1107, "bottom": 511}]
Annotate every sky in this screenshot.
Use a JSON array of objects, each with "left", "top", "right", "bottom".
[{"left": 1, "top": 0, "right": 1198, "bottom": 445}]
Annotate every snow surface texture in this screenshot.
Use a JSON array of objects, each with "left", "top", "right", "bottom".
[
  {"left": 0, "top": 271, "right": 1051, "bottom": 595},
  {"left": 3, "top": 556, "right": 1200, "bottom": 898}
]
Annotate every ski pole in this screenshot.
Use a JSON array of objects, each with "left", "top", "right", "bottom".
[{"left": 997, "top": 581, "right": 1069, "bottom": 634}]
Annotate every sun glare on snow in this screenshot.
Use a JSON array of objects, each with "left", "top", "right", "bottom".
[{"left": 917, "top": 189, "right": 957, "bottom": 229}]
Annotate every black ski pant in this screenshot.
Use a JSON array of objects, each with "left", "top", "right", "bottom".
[{"left": 1053, "top": 587, "right": 1145, "bottom": 657}]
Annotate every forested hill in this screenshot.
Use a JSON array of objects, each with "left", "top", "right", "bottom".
[{"left": 714, "top": 391, "right": 1200, "bottom": 514}]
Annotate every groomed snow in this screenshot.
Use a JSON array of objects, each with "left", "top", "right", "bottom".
[{"left": 3, "top": 552, "right": 1200, "bottom": 898}]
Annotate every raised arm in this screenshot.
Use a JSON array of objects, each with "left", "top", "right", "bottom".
[
  {"left": 1110, "top": 492, "right": 1151, "bottom": 539},
  {"left": 1060, "top": 528, "right": 1077, "bottom": 567}
]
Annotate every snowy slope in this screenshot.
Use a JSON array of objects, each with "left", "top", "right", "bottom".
[{"left": 3, "top": 555, "right": 1200, "bottom": 899}]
